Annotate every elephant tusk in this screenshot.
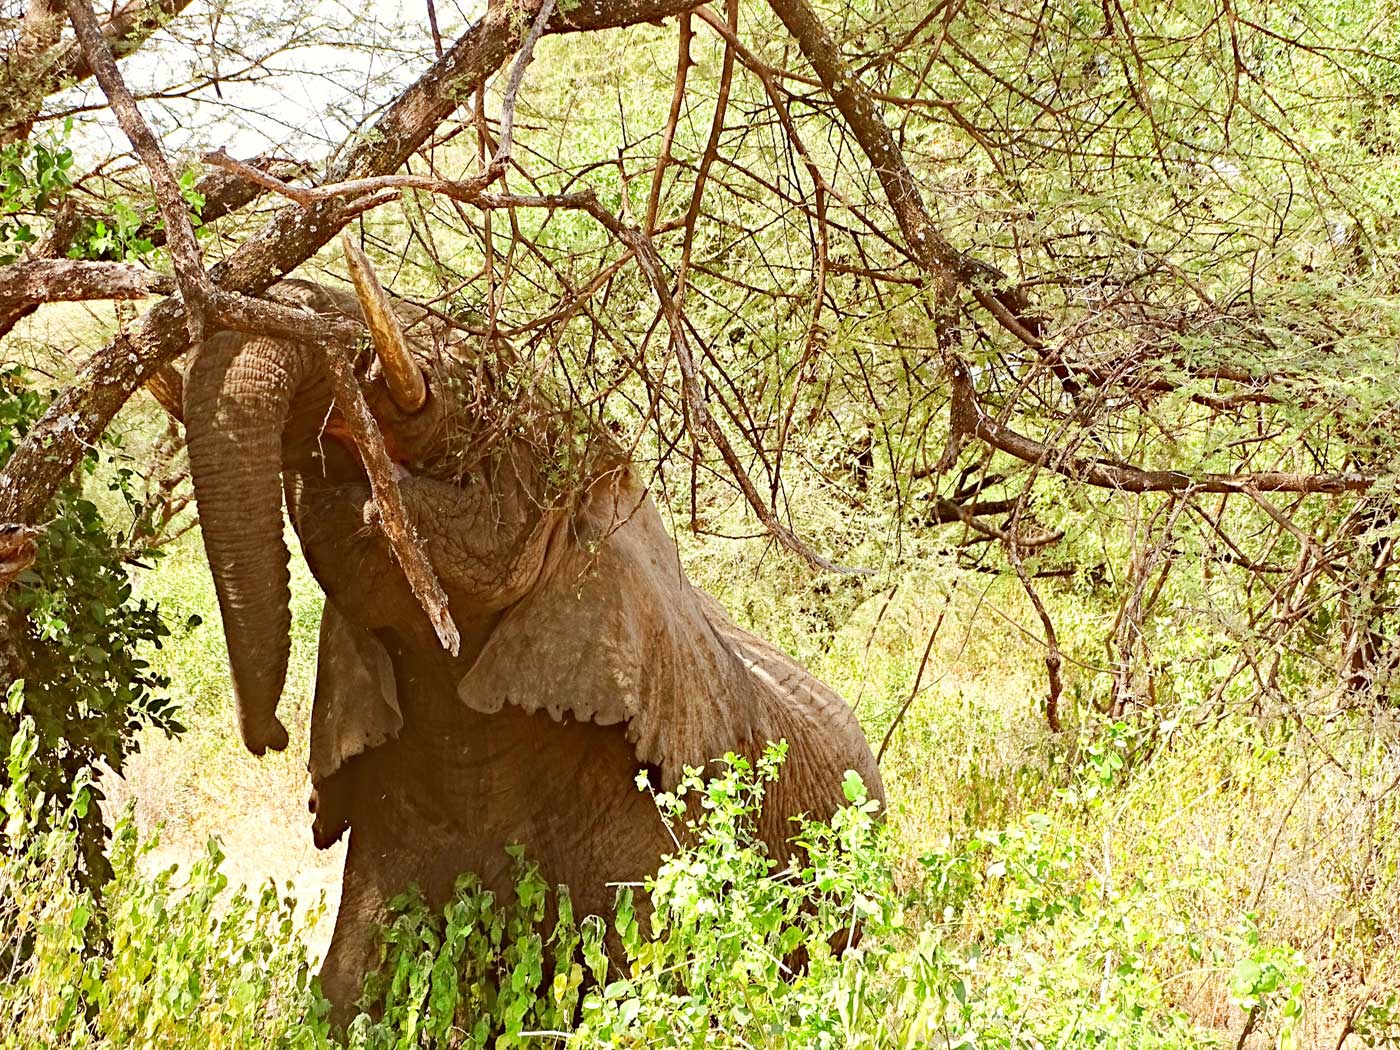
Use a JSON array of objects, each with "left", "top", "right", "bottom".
[{"left": 340, "top": 231, "right": 428, "bottom": 414}]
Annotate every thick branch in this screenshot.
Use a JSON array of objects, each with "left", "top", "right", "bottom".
[
  {"left": 316, "top": 340, "right": 461, "bottom": 656},
  {"left": 0, "top": 258, "right": 173, "bottom": 305},
  {"left": 916, "top": 497, "right": 1018, "bottom": 526}
]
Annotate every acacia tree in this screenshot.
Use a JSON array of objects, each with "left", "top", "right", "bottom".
[{"left": 0, "top": 0, "right": 1397, "bottom": 754}]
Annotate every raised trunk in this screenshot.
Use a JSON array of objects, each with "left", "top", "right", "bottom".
[{"left": 183, "top": 329, "right": 322, "bottom": 754}]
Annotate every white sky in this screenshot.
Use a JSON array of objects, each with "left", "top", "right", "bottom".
[{"left": 56, "top": 0, "right": 489, "bottom": 165}]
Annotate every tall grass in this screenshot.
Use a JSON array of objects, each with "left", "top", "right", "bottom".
[{"left": 16, "top": 657, "right": 1394, "bottom": 1048}]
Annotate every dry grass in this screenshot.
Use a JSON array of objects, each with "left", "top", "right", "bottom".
[{"left": 104, "top": 527, "right": 345, "bottom": 959}]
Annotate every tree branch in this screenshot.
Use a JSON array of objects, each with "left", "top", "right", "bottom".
[
  {"left": 316, "top": 330, "right": 461, "bottom": 656},
  {"left": 763, "top": 0, "right": 1042, "bottom": 346},
  {"left": 0, "top": 258, "right": 173, "bottom": 305},
  {"left": 201, "top": 148, "right": 498, "bottom": 208},
  {"left": 64, "top": 0, "right": 209, "bottom": 341},
  {"left": 0, "top": 156, "right": 305, "bottom": 341},
  {"left": 1, "top": 0, "right": 198, "bottom": 145},
  {"left": 0, "top": 0, "right": 697, "bottom": 528},
  {"left": 953, "top": 361, "right": 1374, "bottom": 495}
]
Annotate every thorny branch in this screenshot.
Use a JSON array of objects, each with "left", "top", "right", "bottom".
[
  {"left": 1, "top": 0, "right": 1396, "bottom": 736},
  {"left": 202, "top": 149, "right": 500, "bottom": 210},
  {"left": 0, "top": 0, "right": 698, "bottom": 530}
]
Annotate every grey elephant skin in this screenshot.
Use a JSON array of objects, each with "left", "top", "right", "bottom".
[{"left": 181, "top": 278, "right": 884, "bottom": 1019}]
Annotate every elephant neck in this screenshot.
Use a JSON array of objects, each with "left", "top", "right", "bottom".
[{"left": 379, "top": 613, "right": 499, "bottom": 679}]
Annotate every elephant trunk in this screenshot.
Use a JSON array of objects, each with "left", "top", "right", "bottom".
[{"left": 184, "top": 329, "right": 321, "bottom": 755}]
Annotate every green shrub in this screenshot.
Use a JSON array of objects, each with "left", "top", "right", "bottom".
[
  {"left": 348, "top": 745, "right": 1228, "bottom": 1049},
  {"left": 1, "top": 366, "right": 184, "bottom": 885},
  {"left": 3, "top": 713, "right": 1321, "bottom": 1050},
  {"left": 0, "top": 695, "right": 331, "bottom": 1050}
]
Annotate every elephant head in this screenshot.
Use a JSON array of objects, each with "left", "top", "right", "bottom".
[
  {"left": 182, "top": 252, "right": 819, "bottom": 796},
  {"left": 182, "top": 275, "right": 435, "bottom": 756}
]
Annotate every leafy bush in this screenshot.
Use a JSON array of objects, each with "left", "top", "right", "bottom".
[
  {"left": 0, "top": 696, "right": 331, "bottom": 1050},
  {"left": 344, "top": 745, "right": 1234, "bottom": 1049},
  {"left": 4, "top": 712, "right": 1362, "bottom": 1050},
  {"left": 0, "top": 367, "right": 183, "bottom": 884}
]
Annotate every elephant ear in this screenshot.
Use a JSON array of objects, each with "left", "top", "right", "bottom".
[
  {"left": 309, "top": 600, "right": 402, "bottom": 788},
  {"left": 457, "top": 475, "right": 769, "bottom": 788}
]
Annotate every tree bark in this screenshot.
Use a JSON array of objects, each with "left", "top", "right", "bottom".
[
  {"left": 0, "top": 0, "right": 696, "bottom": 528},
  {"left": 0, "top": 259, "right": 174, "bottom": 306}
]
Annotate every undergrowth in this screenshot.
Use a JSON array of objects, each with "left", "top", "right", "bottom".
[{"left": 10, "top": 678, "right": 1367, "bottom": 1050}]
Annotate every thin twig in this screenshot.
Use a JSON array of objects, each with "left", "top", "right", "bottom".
[
  {"left": 673, "top": 0, "right": 737, "bottom": 307},
  {"left": 202, "top": 148, "right": 499, "bottom": 208},
  {"left": 878, "top": 582, "right": 957, "bottom": 762},
  {"left": 644, "top": 13, "right": 692, "bottom": 233},
  {"left": 1006, "top": 538, "right": 1065, "bottom": 732},
  {"left": 425, "top": 0, "right": 443, "bottom": 57},
  {"left": 492, "top": 0, "right": 557, "bottom": 171}
]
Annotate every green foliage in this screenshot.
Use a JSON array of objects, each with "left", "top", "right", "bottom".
[
  {"left": 570, "top": 747, "right": 892, "bottom": 1048},
  {"left": 70, "top": 198, "right": 159, "bottom": 262},
  {"left": 0, "top": 125, "right": 74, "bottom": 264},
  {"left": 1355, "top": 993, "right": 1400, "bottom": 1049},
  {"left": 344, "top": 852, "right": 584, "bottom": 1049},
  {"left": 5, "top": 703, "right": 1399, "bottom": 1049},
  {"left": 0, "top": 368, "right": 183, "bottom": 883},
  {"left": 1230, "top": 915, "right": 1308, "bottom": 1050},
  {"left": 0, "top": 114, "right": 206, "bottom": 262},
  {"left": 66, "top": 166, "right": 207, "bottom": 262},
  {"left": 338, "top": 746, "right": 1230, "bottom": 1049},
  {"left": 0, "top": 703, "right": 331, "bottom": 1050}
]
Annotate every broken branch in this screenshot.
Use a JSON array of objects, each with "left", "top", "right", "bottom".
[{"left": 315, "top": 338, "right": 462, "bottom": 657}]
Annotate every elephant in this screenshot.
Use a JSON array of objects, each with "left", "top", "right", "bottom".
[{"left": 180, "top": 260, "right": 884, "bottom": 1020}]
